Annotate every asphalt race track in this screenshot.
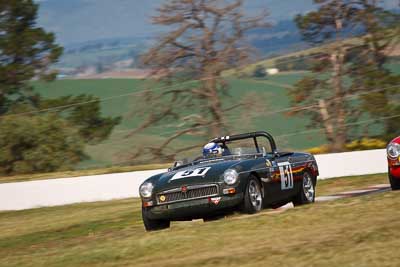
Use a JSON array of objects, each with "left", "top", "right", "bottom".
[{"left": 268, "top": 183, "right": 391, "bottom": 214}]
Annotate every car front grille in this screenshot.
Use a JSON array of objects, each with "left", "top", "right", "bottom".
[{"left": 156, "top": 184, "right": 219, "bottom": 205}]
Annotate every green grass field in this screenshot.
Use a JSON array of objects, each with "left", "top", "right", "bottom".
[
  {"left": 32, "top": 58, "right": 400, "bottom": 170},
  {"left": 33, "top": 74, "right": 327, "bottom": 169},
  {"left": 1, "top": 173, "right": 398, "bottom": 267}
]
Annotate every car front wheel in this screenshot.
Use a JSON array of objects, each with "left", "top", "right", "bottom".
[
  {"left": 142, "top": 207, "right": 170, "bottom": 231},
  {"left": 389, "top": 173, "right": 400, "bottom": 190},
  {"left": 241, "top": 176, "right": 263, "bottom": 214},
  {"left": 293, "top": 171, "right": 316, "bottom": 206}
]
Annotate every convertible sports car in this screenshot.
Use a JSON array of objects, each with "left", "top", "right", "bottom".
[
  {"left": 386, "top": 136, "right": 400, "bottom": 190},
  {"left": 139, "top": 131, "right": 319, "bottom": 231}
]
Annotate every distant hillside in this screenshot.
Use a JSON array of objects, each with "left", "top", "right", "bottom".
[
  {"left": 248, "top": 20, "right": 307, "bottom": 57},
  {"left": 56, "top": 36, "right": 152, "bottom": 71},
  {"left": 36, "top": 0, "right": 322, "bottom": 46},
  {"left": 56, "top": 19, "right": 307, "bottom": 74},
  {"left": 227, "top": 32, "right": 400, "bottom": 77},
  {"left": 36, "top": 0, "right": 398, "bottom": 75},
  {"left": 36, "top": 0, "right": 398, "bottom": 46},
  {"left": 37, "top": 0, "right": 317, "bottom": 72}
]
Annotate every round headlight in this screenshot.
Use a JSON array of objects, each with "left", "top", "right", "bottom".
[
  {"left": 387, "top": 142, "right": 400, "bottom": 159},
  {"left": 224, "top": 169, "right": 238, "bottom": 185},
  {"left": 139, "top": 182, "right": 154, "bottom": 198}
]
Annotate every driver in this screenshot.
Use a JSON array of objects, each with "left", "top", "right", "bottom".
[
  {"left": 203, "top": 142, "right": 223, "bottom": 158},
  {"left": 203, "top": 142, "right": 231, "bottom": 158}
]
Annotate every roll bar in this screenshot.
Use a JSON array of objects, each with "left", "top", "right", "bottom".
[{"left": 210, "top": 131, "right": 277, "bottom": 154}]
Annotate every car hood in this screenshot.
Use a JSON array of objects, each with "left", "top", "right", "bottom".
[{"left": 154, "top": 159, "right": 240, "bottom": 192}]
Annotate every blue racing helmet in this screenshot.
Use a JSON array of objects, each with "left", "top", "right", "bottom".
[{"left": 203, "top": 142, "right": 222, "bottom": 157}]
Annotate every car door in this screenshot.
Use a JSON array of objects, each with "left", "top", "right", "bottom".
[
  {"left": 256, "top": 138, "right": 295, "bottom": 204},
  {"left": 256, "top": 155, "right": 287, "bottom": 204},
  {"left": 270, "top": 153, "right": 296, "bottom": 202}
]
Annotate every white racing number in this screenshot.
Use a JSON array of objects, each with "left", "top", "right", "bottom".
[
  {"left": 278, "top": 162, "right": 293, "bottom": 190},
  {"left": 171, "top": 167, "right": 211, "bottom": 180}
]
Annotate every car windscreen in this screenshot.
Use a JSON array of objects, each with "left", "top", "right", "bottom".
[
  {"left": 205, "top": 138, "right": 269, "bottom": 158},
  {"left": 175, "top": 136, "right": 273, "bottom": 167}
]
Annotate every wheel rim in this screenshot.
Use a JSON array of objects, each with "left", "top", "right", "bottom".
[
  {"left": 248, "top": 180, "right": 262, "bottom": 210},
  {"left": 303, "top": 172, "right": 315, "bottom": 202}
]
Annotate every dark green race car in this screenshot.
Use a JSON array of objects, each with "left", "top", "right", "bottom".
[{"left": 139, "top": 131, "right": 319, "bottom": 231}]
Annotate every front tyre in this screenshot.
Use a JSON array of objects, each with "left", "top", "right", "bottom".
[
  {"left": 142, "top": 207, "right": 170, "bottom": 231},
  {"left": 241, "top": 176, "right": 263, "bottom": 214},
  {"left": 293, "top": 171, "right": 315, "bottom": 206},
  {"left": 389, "top": 173, "right": 400, "bottom": 190}
]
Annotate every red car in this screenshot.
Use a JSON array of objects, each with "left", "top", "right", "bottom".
[{"left": 387, "top": 136, "right": 400, "bottom": 190}]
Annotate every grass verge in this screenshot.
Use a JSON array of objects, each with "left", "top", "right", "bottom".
[{"left": 0, "top": 173, "right": 396, "bottom": 267}]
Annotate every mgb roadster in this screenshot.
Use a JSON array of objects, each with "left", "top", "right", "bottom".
[{"left": 139, "top": 131, "right": 319, "bottom": 231}]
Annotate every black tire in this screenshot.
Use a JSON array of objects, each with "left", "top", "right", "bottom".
[
  {"left": 142, "top": 207, "right": 170, "bottom": 231},
  {"left": 389, "top": 173, "right": 400, "bottom": 190},
  {"left": 293, "top": 171, "right": 316, "bottom": 206},
  {"left": 241, "top": 176, "right": 263, "bottom": 214}
]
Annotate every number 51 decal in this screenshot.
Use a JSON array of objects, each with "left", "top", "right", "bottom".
[
  {"left": 171, "top": 167, "right": 211, "bottom": 180},
  {"left": 278, "top": 162, "right": 293, "bottom": 190}
]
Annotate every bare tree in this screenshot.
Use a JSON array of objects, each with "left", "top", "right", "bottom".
[
  {"left": 291, "top": 0, "right": 399, "bottom": 152},
  {"left": 129, "top": 0, "right": 268, "bottom": 160},
  {"left": 292, "top": 0, "right": 362, "bottom": 152}
]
